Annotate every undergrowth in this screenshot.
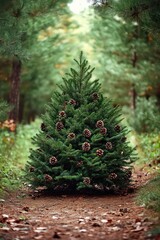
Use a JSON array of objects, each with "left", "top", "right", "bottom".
[
  {"left": 135, "top": 133, "right": 160, "bottom": 166},
  {"left": 137, "top": 174, "right": 160, "bottom": 212},
  {"left": 0, "top": 119, "right": 40, "bottom": 196},
  {"left": 135, "top": 132, "right": 160, "bottom": 218}
]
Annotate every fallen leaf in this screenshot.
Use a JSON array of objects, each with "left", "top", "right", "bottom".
[
  {"left": 132, "top": 226, "right": 144, "bottom": 232},
  {"left": 2, "top": 214, "right": 9, "bottom": 220},
  {"left": 108, "top": 226, "right": 121, "bottom": 232},
  {"left": 119, "top": 208, "right": 128, "bottom": 213},
  {"left": 108, "top": 219, "right": 112, "bottom": 224},
  {"left": 0, "top": 227, "right": 10, "bottom": 231},
  {"left": 12, "top": 227, "right": 29, "bottom": 231},
  {"left": 34, "top": 236, "right": 43, "bottom": 239},
  {"left": 79, "top": 228, "right": 87, "bottom": 232},
  {"left": 135, "top": 218, "right": 141, "bottom": 223},
  {"left": 22, "top": 206, "right": 30, "bottom": 212},
  {"left": 92, "top": 222, "right": 101, "bottom": 227},
  {"left": 34, "top": 227, "right": 47, "bottom": 233},
  {"left": 53, "top": 231, "right": 61, "bottom": 238},
  {"left": 101, "top": 219, "right": 108, "bottom": 223}
]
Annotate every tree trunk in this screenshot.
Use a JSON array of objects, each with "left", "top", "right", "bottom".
[
  {"left": 131, "top": 50, "right": 138, "bottom": 109},
  {"left": 18, "top": 94, "right": 25, "bottom": 123},
  {"left": 9, "top": 57, "right": 21, "bottom": 122},
  {"left": 131, "top": 84, "right": 137, "bottom": 110}
]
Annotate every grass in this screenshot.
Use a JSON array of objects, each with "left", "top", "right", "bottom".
[
  {"left": 137, "top": 174, "right": 160, "bottom": 212},
  {"left": 0, "top": 119, "right": 41, "bottom": 196},
  {"left": 135, "top": 133, "right": 160, "bottom": 166},
  {"left": 134, "top": 132, "right": 160, "bottom": 214}
]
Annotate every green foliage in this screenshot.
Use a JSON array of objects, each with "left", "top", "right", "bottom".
[
  {"left": 0, "top": 0, "right": 70, "bottom": 59},
  {"left": 26, "top": 52, "right": 136, "bottom": 193},
  {"left": 91, "top": 1, "right": 160, "bottom": 125},
  {"left": 0, "top": 0, "right": 72, "bottom": 121},
  {"left": 136, "top": 132, "right": 160, "bottom": 218},
  {"left": 0, "top": 101, "right": 11, "bottom": 122},
  {"left": 129, "top": 97, "right": 160, "bottom": 133},
  {"left": 136, "top": 133, "right": 160, "bottom": 166},
  {"left": 21, "top": 9, "right": 79, "bottom": 120},
  {"left": 137, "top": 173, "right": 160, "bottom": 213},
  {"left": 113, "top": 0, "right": 160, "bottom": 35},
  {"left": 1, "top": 0, "right": 160, "bottom": 124},
  {"left": 0, "top": 119, "right": 40, "bottom": 196}
]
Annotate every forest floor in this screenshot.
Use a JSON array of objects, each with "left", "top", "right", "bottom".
[{"left": 0, "top": 168, "right": 160, "bottom": 240}]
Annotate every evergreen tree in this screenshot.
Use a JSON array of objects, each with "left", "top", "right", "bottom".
[
  {"left": 26, "top": 52, "right": 135, "bottom": 193},
  {"left": 112, "top": 0, "right": 160, "bottom": 35},
  {"left": 91, "top": 2, "right": 160, "bottom": 109},
  {"left": 0, "top": 0, "right": 71, "bottom": 122}
]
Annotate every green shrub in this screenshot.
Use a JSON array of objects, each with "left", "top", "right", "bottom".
[
  {"left": 136, "top": 133, "right": 160, "bottom": 165},
  {"left": 137, "top": 173, "right": 160, "bottom": 213},
  {"left": 0, "top": 119, "right": 40, "bottom": 196},
  {"left": 0, "top": 100, "right": 11, "bottom": 122},
  {"left": 129, "top": 97, "right": 160, "bottom": 133},
  {"left": 136, "top": 132, "right": 160, "bottom": 218}
]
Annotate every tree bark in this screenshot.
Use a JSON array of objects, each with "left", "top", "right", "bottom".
[
  {"left": 131, "top": 84, "right": 137, "bottom": 110},
  {"left": 9, "top": 57, "right": 21, "bottom": 122},
  {"left": 131, "top": 51, "right": 138, "bottom": 109},
  {"left": 132, "top": 50, "right": 138, "bottom": 68}
]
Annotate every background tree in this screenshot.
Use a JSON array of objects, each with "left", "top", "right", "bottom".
[
  {"left": 91, "top": 1, "right": 160, "bottom": 108},
  {"left": 113, "top": 0, "right": 160, "bottom": 35},
  {"left": 0, "top": 0, "right": 71, "bottom": 123}
]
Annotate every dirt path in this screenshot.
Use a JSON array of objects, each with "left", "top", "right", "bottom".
[{"left": 0, "top": 169, "right": 159, "bottom": 240}]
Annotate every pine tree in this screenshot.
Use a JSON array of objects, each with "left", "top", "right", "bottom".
[
  {"left": 0, "top": 0, "right": 71, "bottom": 123},
  {"left": 26, "top": 52, "right": 136, "bottom": 193}
]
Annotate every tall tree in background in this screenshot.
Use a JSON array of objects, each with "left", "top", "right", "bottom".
[
  {"left": 91, "top": 0, "right": 160, "bottom": 109},
  {"left": 113, "top": 0, "right": 160, "bottom": 105},
  {"left": 1, "top": 0, "right": 159, "bottom": 123},
  {"left": 0, "top": 0, "right": 71, "bottom": 122},
  {"left": 20, "top": 5, "right": 79, "bottom": 122},
  {"left": 113, "top": 0, "right": 160, "bottom": 35},
  {"left": 0, "top": 0, "right": 24, "bottom": 122}
]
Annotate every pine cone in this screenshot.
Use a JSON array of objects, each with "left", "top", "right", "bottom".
[
  {"left": 59, "top": 111, "right": 66, "bottom": 118},
  {"left": 67, "top": 132, "right": 76, "bottom": 140},
  {"left": 114, "top": 124, "right": 121, "bottom": 132},
  {"left": 49, "top": 156, "right": 57, "bottom": 165},
  {"left": 69, "top": 99, "right": 76, "bottom": 106},
  {"left": 100, "top": 127, "right": 107, "bottom": 135},
  {"left": 44, "top": 174, "right": 53, "bottom": 182},
  {"left": 82, "top": 142, "right": 91, "bottom": 152},
  {"left": 83, "top": 129, "right": 91, "bottom": 138},
  {"left": 83, "top": 177, "right": 91, "bottom": 185},
  {"left": 96, "top": 120, "right": 104, "bottom": 128},
  {"left": 96, "top": 149, "right": 104, "bottom": 156},
  {"left": 106, "top": 142, "right": 112, "bottom": 150},
  {"left": 56, "top": 121, "right": 64, "bottom": 131},
  {"left": 41, "top": 123, "right": 46, "bottom": 131},
  {"left": 92, "top": 92, "right": 99, "bottom": 100},
  {"left": 109, "top": 173, "right": 117, "bottom": 180}
]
